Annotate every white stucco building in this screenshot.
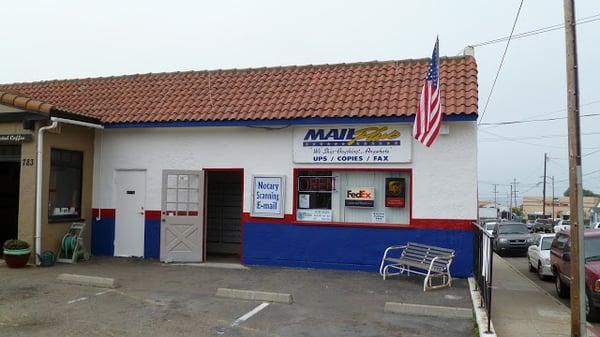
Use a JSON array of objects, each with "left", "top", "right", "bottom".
[{"left": 0, "top": 56, "right": 479, "bottom": 276}]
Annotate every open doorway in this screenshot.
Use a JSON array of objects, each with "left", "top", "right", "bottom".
[
  {"left": 204, "top": 170, "right": 243, "bottom": 263},
  {"left": 0, "top": 145, "right": 21, "bottom": 256}
]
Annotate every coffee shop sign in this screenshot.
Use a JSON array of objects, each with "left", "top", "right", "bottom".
[{"left": 0, "top": 134, "right": 32, "bottom": 144}]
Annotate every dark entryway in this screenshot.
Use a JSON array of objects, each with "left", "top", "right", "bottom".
[
  {"left": 205, "top": 170, "right": 243, "bottom": 260},
  {"left": 0, "top": 145, "right": 21, "bottom": 253}
]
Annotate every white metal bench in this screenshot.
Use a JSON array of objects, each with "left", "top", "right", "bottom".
[{"left": 379, "top": 242, "right": 455, "bottom": 291}]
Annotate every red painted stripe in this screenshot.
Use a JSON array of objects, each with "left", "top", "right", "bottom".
[
  {"left": 144, "top": 210, "right": 197, "bottom": 219},
  {"left": 145, "top": 210, "right": 161, "bottom": 220},
  {"left": 92, "top": 208, "right": 116, "bottom": 218},
  {"left": 410, "top": 218, "right": 473, "bottom": 231},
  {"left": 97, "top": 210, "right": 472, "bottom": 230},
  {"left": 241, "top": 212, "right": 474, "bottom": 231},
  {"left": 241, "top": 213, "right": 296, "bottom": 224}
]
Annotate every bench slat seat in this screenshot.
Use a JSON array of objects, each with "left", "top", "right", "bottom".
[{"left": 379, "top": 242, "right": 455, "bottom": 291}]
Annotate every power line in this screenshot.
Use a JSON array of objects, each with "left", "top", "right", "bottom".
[
  {"left": 479, "top": 131, "right": 600, "bottom": 142},
  {"left": 480, "top": 99, "right": 600, "bottom": 129},
  {"left": 479, "top": 112, "right": 600, "bottom": 126},
  {"left": 478, "top": 129, "right": 600, "bottom": 149},
  {"left": 478, "top": 0, "right": 525, "bottom": 126},
  {"left": 555, "top": 169, "right": 600, "bottom": 183},
  {"left": 584, "top": 149, "right": 600, "bottom": 157},
  {"left": 470, "top": 13, "right": 600, "bottom": 48},
  {"left": 479, "top": 129, "right": 568, "bottom": 149}
]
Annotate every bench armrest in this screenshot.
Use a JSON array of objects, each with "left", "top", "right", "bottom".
[{"left": 379, "top": 245, "right": 407, "bottom": 275}]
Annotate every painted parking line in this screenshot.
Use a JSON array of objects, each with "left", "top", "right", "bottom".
[
  {"left": 216, "top": 302, "right": 271, "bottom": 336},
  {"left": 67, "top": 297, "right": 88, "bottom": 304},
  {"left": 95, "top": 289, "right": 115, "bottom": 296},
  {"left": 231, "top": 302, "right": 270, "bottom": 327},
  {"left": 67, "top": 289, "right": 117, "bottom": 305}
]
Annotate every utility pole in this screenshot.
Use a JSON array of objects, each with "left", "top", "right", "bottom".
[
  {"left": 513, "top": 178, "right": 519, "bottom": 217},
  {"left": 492, "top": 184, "right": 499, "bottom": 218},
  {"left": 543, "top": 153, "right": 547, "bottom": 217},
  {"left": 564, "top": 0, "right": 586, "bottom": 335},
  {"left": 509, "top": 184, "right": 513, "bottom": 220},
  {"left": 552, "top": 176, "right": 555, "bottom": 220}
]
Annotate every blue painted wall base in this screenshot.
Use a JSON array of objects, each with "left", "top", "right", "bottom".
[
  {"left": 91, "top": 217, "right": 115, "bottom": 256},
  {"left": 91, "top": 215, "right": 160, "bottom": 259},
  {"left": 242, "top": 222, "right": 473, "bottom": 277},
  {"left": 144, "top": 219, "right": 161, "bottom": 259}
]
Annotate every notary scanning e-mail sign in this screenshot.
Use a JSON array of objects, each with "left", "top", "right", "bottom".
[{"left": 251, "top": 175, "right": 285, "bottom": 218}]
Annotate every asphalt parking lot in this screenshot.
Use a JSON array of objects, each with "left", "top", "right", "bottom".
[{"left": 0, "top": 258, "right": 474, "bottom": 337}]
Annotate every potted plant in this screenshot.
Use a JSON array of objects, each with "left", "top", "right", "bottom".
[{"left": 3, "top": 239, "right": 31, "bottom": 268}]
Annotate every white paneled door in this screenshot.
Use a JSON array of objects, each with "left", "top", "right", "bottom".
[
  {"left": 114, "top": 170, "right": 146, "bottom": 257},
  {"left": 161, "top": 170, "right": 204, "bottom": 262}
]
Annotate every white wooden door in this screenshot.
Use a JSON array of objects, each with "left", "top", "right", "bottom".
[
  {"left": 114, "top": 170, "right": 146, "bottom": 257},
  {"left": 161, "top": 170, "right": 204, "bottom": 262}
]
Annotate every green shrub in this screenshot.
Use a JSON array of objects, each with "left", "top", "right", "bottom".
[{"left": 3, "top": 239, "right": 30, "bottom": 250}]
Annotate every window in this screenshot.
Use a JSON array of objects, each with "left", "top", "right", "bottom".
[
  {"left": 295, "top": 169, "right": 410, "bottom": 225},
  {"left": 532, "top": 234, "right": 540, "bottom": 246},
  {"left": 541, "top": 237, "right": 553, "bottom": 250},
  {"left": 553, "top": 234, "right": 568, "bottom": 250},
  {"left": 296, "top": 171, "right": 334, "bottom": 222},
  {"left": 48, "top": 149, "right": 83, "bottom": 221},
  {"left": 498, "top": 224, "right": 528, "bottom": 234},
  {"left": 584, "top": 237, "right": 600, "bottom": 260}
]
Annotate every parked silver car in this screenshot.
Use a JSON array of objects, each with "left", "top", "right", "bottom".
[
  {"left": 527, "top": 233, "right": 555, "bottom": 279},
  {"left": 492, "top": 222, "right": 533, "bottom": 255}
]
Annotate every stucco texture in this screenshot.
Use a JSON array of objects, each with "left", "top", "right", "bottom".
[{"left": 93, "top": 122, "right": 477, "bottom": 221}]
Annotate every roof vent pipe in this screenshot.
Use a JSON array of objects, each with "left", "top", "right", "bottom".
[{"left": 462, "top": 46, "right": 475, "bottom": 57}]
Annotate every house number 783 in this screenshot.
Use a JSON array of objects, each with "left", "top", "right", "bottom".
[{"left": 22, "top": 158, "right": 34, "bottom": 166}]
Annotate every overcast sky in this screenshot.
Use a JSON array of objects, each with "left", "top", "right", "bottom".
[{"left": 1, "top": 0, "right": 599, "bottom": 204}]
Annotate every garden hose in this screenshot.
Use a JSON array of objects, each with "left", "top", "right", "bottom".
[
  {"left": 38, "top": 251, "right": 55, "bottom": 267},
  {"left": 61, "top": 234, "right": 78, "bottom": 259}
]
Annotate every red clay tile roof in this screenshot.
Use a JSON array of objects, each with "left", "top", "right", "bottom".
[
  {"left": 0, "top": 56, "right": 477, "bottom": 124},
  {"left": 0, "top": 90, "right": 100, "bottom": 122},
  {"left": 0, "top": 91, "right": 54, "bottom": 114}
]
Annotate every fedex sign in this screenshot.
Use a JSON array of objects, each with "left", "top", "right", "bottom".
[
  {"left": 293, "top": 124, "right": 412, "bottom": 163},
  {"left": 345, "top": 187, "right": 375, "bottom": 207}
]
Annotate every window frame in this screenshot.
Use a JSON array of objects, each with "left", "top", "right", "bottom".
[
  {"left": 292, "top": 168, "right": 412, "bottom": 228},
  {"left": 48, "top": 148, "right": 84, "bottom": 222}
]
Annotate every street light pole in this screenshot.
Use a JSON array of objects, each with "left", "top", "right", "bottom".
[{"left": 563, "top": 0, "right": 586, "bottom": 336}]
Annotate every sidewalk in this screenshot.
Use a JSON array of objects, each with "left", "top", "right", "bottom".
[{"left": 491, "top": 254, "right": 597, "bottom": 337}]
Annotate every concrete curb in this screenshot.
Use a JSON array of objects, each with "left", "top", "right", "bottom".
[
  {"left": 165, "top": 262, "right": 249, "bottom": 270},
  {"left": 384, "top": 302, "right": 472, "bottom": 319},
  {"left": 216, "top": 288, "right": 293, "bottom": 304},
  {"left": 468, "top": 277, "right": 496, "bottom": 337},
  {"left": 57, "top": 273, "right": 119, "bottom": 288}
]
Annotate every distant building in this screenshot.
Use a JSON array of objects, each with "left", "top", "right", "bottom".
[{"left": 522, "top": 196, "right": 600, "bottom": 221}]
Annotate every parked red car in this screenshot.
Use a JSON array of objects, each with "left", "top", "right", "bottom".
[{"left": 550, "top": 229, "right": 600, "bottom": 322}]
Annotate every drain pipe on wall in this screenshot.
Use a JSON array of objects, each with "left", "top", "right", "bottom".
[
  {"left": 35, "top": 121, "right": 58, "bottom": 264},
  {"left": 35, "top": 117, "right": 104, "bottom": 265}
]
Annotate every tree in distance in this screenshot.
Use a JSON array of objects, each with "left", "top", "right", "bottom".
[{"left": 563, "top": 187, "right": 600, "bottom": 197}]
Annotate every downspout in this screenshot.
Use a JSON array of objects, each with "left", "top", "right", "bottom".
[
  {"left": 35, "top": 121, "right": 58, "bottom": 264},
  {"left": 35, "top": 116, "right": 104, "bottom": 265}
]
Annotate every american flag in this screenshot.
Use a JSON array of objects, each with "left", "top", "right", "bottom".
[{"left": 412, "top": 38, "right": 442, "bottom": 147}]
